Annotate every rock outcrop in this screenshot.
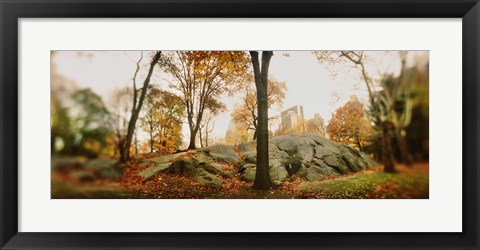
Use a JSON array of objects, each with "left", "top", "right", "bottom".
[
  {"left": 51, "top": 158, "right": 123, "bottom": 182},
  {"left": 138, "top": 134, "right": 378, "bottom": 188}
]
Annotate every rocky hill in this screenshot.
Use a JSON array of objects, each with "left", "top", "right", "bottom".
[{"left": 138, "top": 134, "right": 378, "bottom": 188}]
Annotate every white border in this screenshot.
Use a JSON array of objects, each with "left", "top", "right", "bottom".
[{"left": 19, "top": 19, "right": 462, "bottom": 232}]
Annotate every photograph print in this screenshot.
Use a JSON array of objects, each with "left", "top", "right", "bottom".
[{"left": 51, "top": 50, "right": 429, "bottom": 199}]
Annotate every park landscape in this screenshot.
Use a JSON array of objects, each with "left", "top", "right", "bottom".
[{"left": 51, "top": 50, "right": 429, "bottom": 199}]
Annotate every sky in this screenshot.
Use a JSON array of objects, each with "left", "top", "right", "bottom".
[{"left": 53, "top": 50, "right": 428, "bottom": 146}]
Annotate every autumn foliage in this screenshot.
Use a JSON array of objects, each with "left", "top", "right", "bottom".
[
  {"left": 231, "top": 75, "right": 287, "bottom": 140},
  {"left": 326, "top": 96, "right": 373, "bottom": 150}
]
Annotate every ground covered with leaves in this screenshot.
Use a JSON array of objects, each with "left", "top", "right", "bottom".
[{"left": 51, "top": 159, "right": 428, "bottom": 199}]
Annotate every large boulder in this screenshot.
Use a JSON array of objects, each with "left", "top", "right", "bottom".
[
  {"left": 138, "top": 134, "right": 378, "bottom": 188},
  {"left": 323, "top": 155, "right": 350, "bottom": 174},
  {"left": 169, "top": 157, "right": 199, "bottom": 176},
  {"left": 241, "top": 167, "right": 256, "bottom": 182},
  {"left": 201, "top": 145, "right": 240, "bottom": 163},
  {"left": 203, "top": 162, "right": 226, "bottom": 175},
  {"left": 191, "top": 168, "right": 223, "bottom": 189},
  {"left": 138, "top": 163, "right": 171, "bottom": 180},
  {"left": 269, "top": 165, "right": 289, "bottom": 186}
]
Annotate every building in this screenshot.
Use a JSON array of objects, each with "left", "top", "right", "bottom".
[{"left": 280, "top": 105, "right": 304, "bottom": 129}]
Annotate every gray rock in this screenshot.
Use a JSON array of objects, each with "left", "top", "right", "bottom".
[
  {"left": 273, "top": 135, "right": 298, "bottom": 153},
  {"left": 169, "top": 157, "right": 199, "bottom": 176},
  {"left": 138, "top": 134, "right": 378, "bottom": 185},
  {"left": 283, "top": 156, "right": 303, "bottom": 175},
  {"left": 360, "top": 152, "right": 379, "bottom": 166},
  {"left": 192, "top": 168, "right": 223, "bottom": 189},
  {"left": 138, "top": 152, "right": 189, "bottom": 168},
  {"left": 294, "top": 144, "right": 314, "bottom": 162},
  {"left": 303, "top": 134, "right": 329, "bottom": 145},
  {"left": 272, "top": 135, "right": 316, "bottom": 154},
  {"left": 191, "top": 153, "right": 214, "bottom": 165},
  {"left": 239, "top": 163, "right": 256, "bottom": 173},
  {"left": 305, "top": 166, "right": 330, "bottom": 181},
  {"left": 243, "top": 152, "right": 257, "bottom": 164},
  {"left": 238, "top": 143, "right": 255, "bottom": 155},
  {"left": 241, "top": 167, "right": 256, "bottom": 182},
  {"left": 342, "top": 154, "right": 365, "bottom": 172},
  {"left": 144, "top": 152, "right": 188, "bottom": 165},
  {"left": 297, "top": 165, "right": 308, "bottom": 177},
  {"left": 314, "top": 145, "right": 335, "bottom": 159},
  {"left": 139, "top": 163, "right": 171, "bottom": 180},
  {"left": 269, "top": 165, "right": 289, "bottom": 186},
  {"left": 202, "top": 145, "right": 240, "bottom": 163},
  {"left": 268, "top": 143, "right": 289, "bottom": 165},
  {"left": 306, "top": 163, "right": 341, "bottom": 181},
  {"left": 222, "top": 171, "right": 236, "bottom": 179},
  {"left": 323, "top": 155, "right": 350, "bottom": 174},
  {"left": 203, "top": 162, "right": 225, "bottom": 175}
]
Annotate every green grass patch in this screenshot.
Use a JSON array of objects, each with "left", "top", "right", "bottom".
[{"left": 298, "top": 170, "right": 429, "bottom": 199}]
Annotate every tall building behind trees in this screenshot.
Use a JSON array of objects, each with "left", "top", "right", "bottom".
[{"left": 280, "top": 105, "right": 304, "bottom": 130}]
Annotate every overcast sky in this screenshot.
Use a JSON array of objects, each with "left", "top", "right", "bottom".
[{"left": 53, "top": 50, "right": 428, "bottom": 145}]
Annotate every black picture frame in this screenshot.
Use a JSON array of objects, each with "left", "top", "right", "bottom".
[{"left": 1, "top": 0, "right": 479, "bottom": 249}]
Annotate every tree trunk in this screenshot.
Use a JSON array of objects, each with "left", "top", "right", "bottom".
[
  {"left": 149, "top": 131, "right": 154, "bottom": 153},
  {"left": 253, "top": 130, "right": 257, "bottom": 140},
  {"left": 395, "top": 128, "right": 413, "bottom": 166},
  {"left": 120, "top": 51, "right": 161, "bottom": 163},
  {"left": 205, "top": 128, "right": 209, "bottom": 147},
  {"left": 250, "top": 51, "right": 273, "bottom": 190},
  {"left": 117, "top": 137, "right": 124, "bottom": 157},
  {"left": 134, "top": 131, "right": 138, "bottom": 155},
  {"left": 199, "top": 128, "right": 204, "bottom": 148},
  {"left": 382, "top": 122, "right": 396, "bottom": 173},
  {"left": 187, "top": 127, "right": 198, "bottom": 150},
  {"left": 356, "top": 136, "right": 363, "bottom": 151}
]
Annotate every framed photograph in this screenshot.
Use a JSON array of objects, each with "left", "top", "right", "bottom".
[{"left": 1, "top": 0, "right": 478, "bottom": 249}]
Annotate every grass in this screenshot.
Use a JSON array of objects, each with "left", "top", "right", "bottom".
[{"left": 298, "top": 167, "right": 429, "bottom": 199}]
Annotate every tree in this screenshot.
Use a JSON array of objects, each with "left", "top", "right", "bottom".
[
  {"left": 51, "top": 53, "right": 78, "bottom": 155},
  {"left": 379, "top": 52, "right": 415, "bottom": 165},
  {"left": 109, "top": 87, "right": 133, "bottom": 156},
  {"left": 120, "top": 51, "right": 162, "bottom": 163},
  {"left": 249, "top": 51, "right": 274, "bottom": 190},
  {"left": 199, "top": 103, "right": 225, "bottom": 148},
  {"left": 313, "top": 51, "right": 396, "bottom": 172},
  {"left": 141, "top": 86, "right": 185, "bottom": 154},
  {"left": 305, "top": 113, "right": 326, "bottom": 136},
  {"left": 51, "top": 94, "right": 73, "bottom": 154},
  {"left": 161, "top": 51, "right": 249, "bottom": 149},
  {"left": 225, "top": 118, "right": 254, "bottom": 145},
  {"left": 231, "top": 75, "right": 286, "bottom": 140},
  {"left": 405, "top": 63, "right": 429, "bottom": 161},
  {"left": 326, "top": 96, "right": 372, "bottom": 150},
  {"left": 69, "top": 88, "right": 112, "bottom": 157}
]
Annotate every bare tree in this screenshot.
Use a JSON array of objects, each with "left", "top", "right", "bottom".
[
  {"left": 314, "top": 51, "right": 397, "bottom": 172},
  {"left": 199, "top": 111, "right": 216, "bottom": 148},
  {"left": 119, "top": 51, "right": 162, "bottom": 163}
]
